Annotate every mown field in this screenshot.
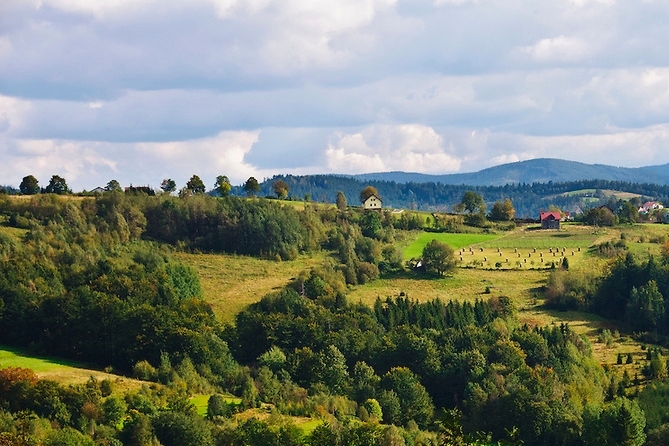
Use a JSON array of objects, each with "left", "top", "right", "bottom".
[{"left": 402, "top": 232, "right": 500, "bottom": 260}]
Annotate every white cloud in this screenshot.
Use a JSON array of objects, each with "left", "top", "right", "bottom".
[
  {"left": 569, "top": 0, "right": 615, "bottom": 7},
  {"left": 135, "top": 130, "right": 261, "bottom": 183},
  {"left": 2, "top": 0, "right": 669, "bottom": 190},
  {"left": 0, "top": 37, "right": 12, "bottom": 59},
  {"left": 516, "top": 124, "right": 669, "bottom": 167},
  {"left": 433, "top": 0, "right": 476, "bottom": 5},
  {"left": 33, "top": 0, "right": 158, "bottom": 18},
  {"left": 0, "top": 138, "right": 117, "bottom": 187},
  {"left": 326, "top": 125, "right": 462, "bottom": 173},
  {"left": 522, "top": 36, "right": 592, "bottom": 63},
  {"left": 0, "top": 95, "right": 30, "bottom": 135}
]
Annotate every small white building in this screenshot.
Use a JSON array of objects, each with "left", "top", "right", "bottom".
[
  {"left": 639, "top": 201, "right": 664, "bottom": 214},
  {"left": 363, "top": 194, "right": 382, "bottom": 210}
]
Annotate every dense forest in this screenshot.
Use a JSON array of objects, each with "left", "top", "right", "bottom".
[
  {"left": 238, "top": 175, "right": 669, "bottom": 218},
  {"left": 0, "top": 191, "right": 667, "bottom": 445}
]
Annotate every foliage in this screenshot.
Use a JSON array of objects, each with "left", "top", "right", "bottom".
[
  {"left": 360, "top": 186, "right": 379, "bottom": 204},
  {"left": 336, "top": 191, "right": 347, "bottom": 211},
  {"left": 421, "top": 239, "right": 456, "bottom": 277},
  {"left": 44, "top": 175, "right": 69, "bottom": 195},
  {"left": 455, "top": 191, "right": 485, "bottom": 215},
  {"left": 244, "top": 177, "right": 260, "bottom": 197},
  {"left": 0, "top": 189, "right": 662, "bottom": 446},
  {"left": 488, "top": 198, "right": 515, "bottom": 221},
  {"left": 186, "top": 175, "right": 206, "bottom": 194},
  {"left": 160, "top": 178, "right": 177, "bottom": 194},
  {"left": 273, "top": 180, "right": 290, "bottom": 199},
  {"left": 106, "top": 180, "right": 122, "bottom": 192},
  {"left": 581, "top": 206, "right": 617, "bottom": 226},
  {"left": 243, "top": 174, "right": 669, "bottom": 218},
  {"left": 19, "top": 175, "right": 40, "bottom": 195},
  {"left": 214, "top": 175, "right": 231, "bottom": 197}
]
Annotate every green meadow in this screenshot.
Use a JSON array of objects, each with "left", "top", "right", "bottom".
[
  {"left": 0, "top": 345, "right": 144, "bottom": 390},
  {"left": 402, "top": 231, "right": 500, "bottom": 259}
]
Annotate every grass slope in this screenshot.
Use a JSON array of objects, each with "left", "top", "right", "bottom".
[
  {"left": 0, "top": 345, "right": 144, "bottom": 390},
  {"left": 174, "top": 252, "right": 324, "bottom": 323}
]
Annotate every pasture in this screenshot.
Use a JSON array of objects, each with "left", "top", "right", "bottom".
[
  {"left": 174, "top": 252, "right": 324, "bottom": 323},
  {"left": 405, "top": 224, "right": 607, "bottom": 271},
  {"left": 347, "top": 268, "right": 546, "bottom": 310},
  {"left": 402, "top": 232, "right": 500, "bottom": 260},
  {"left": 0, "top": 345, "right": 144, "bottom": 390}
]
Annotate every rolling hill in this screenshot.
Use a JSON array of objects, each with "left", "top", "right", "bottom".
[{"left": 350, "top": 158, "right": 669, "bottom": 186}]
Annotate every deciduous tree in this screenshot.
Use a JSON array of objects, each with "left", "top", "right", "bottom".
[
  {"left": 336, "top": 191, "right": 347, "bottom": 211},
  {"left": 19, "top": 175, "right": 40, "bottom": 195},
  {"left": 454, "top": 190, "right": 485, "bottom": 215},
  {"left": 421, "top": 239, "right": 456, "bottom": 277},
  {"left": 44, "top": 175, "right": 69, "bottom": 194},
  {"left": 214, "top": 175, "right": 231, "bottom": 197},
  {"left": 160, "top": 178, "right": 177, "bottom": 194},
  {"left": 360, "top": 186, "right": 379, "bottom": 204},
  {"left": 106, "top": 180, "right": 122, "bottom": 192},
  {"left": 489, "top": 198, "right": 515, "bottom": 221},
  {"left": 273, "top": 179, "right": 290, "bottom": 199},
  {"left": 186, "top": 175, "right": 205, "bottom": 194},
  {"left": 244, "top": 177, "right": 260, "bottom": 197}
]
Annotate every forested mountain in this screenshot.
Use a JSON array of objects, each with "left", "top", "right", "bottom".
[
  {"left": 351, "top": 158, "right": 669, "bottom": 186},
  {"left": 239, "top": 175, "right": 669, "bottom": 218}
]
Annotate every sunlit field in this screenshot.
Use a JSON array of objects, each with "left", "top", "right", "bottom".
[
  {"left": 174, "top": 252, "right": 324, "bottom": 323},
  {"left": 0, "top": 345, "right": 145, "bottom": 390}
]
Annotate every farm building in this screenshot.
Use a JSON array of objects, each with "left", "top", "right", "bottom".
[
  {"left": 540, "top": 211, "right": 561, "bottom": 229},
  {"left": 363, "top": 194, "right": 382, "bottom": 210},
  {"left": 639, "top": 201, "right": 664, "bottom": 214}
]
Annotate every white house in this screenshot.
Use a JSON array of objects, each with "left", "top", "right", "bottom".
[
  {"left": 639, "top": 201, "right": 664, "bottom": 214},
  {"left": 363, "top": 194, "right": 382, "bottom": 210}
]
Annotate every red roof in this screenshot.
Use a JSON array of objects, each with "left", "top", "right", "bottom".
[{"left": 540, "top": 211, "right": 561, "bottom": 221}]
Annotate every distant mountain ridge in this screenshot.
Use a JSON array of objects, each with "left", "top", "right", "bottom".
[
  {"left": 350, "top": 158, "right": 669, "bottom": 186},
  {"left": 237, "top": 158, "right": 669, "bottom": 217}
]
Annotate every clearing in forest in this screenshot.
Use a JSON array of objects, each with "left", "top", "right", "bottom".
[
  {"left": 0, "top": 345, "right": 144, "bottom": 390},
  {"left": 174, "top": 252, "right": 324, "bottom": 323}
]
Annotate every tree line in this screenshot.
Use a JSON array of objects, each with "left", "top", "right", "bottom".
[{"left": 246, "top": 175, "right": 669, "bottom": 217}]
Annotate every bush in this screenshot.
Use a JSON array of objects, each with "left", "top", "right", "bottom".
[{"left": 132, "top": 360, "right": 157, "bottom": 381}]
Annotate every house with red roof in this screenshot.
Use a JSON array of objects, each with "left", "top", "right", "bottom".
[{"left": 540, "top": 211, "right": 561, "bottom": 230}]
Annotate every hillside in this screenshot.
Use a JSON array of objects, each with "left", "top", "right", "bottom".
[
  {"left": 2, "top": 192, "right": 669, "bottom": 444},
  {"left": 351, "top": 158, "right": 669, "bottom": 186},
  {"left": 243, "top": 175, "right": 669, "bottom": 218}
]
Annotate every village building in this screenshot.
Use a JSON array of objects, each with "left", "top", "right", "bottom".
[
  {"left": 363, "top": 194, "right": 382, "bottom": 210},
  {"left": 540, "top": 211, "right": 561, "bottom": 229},
  {"left": 639, "top": 201, "right": 664, "bottom": 214}
]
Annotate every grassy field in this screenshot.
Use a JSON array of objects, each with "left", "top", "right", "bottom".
[
  {"left": 174, "top": 252, "right": 324, "bottom": 323},
  {"left": 402, "top": 232, "right": 500, "bottom": 260},
  {"left": 0, "top": 345, "right": 144, "bottom": 390},
  {"left": 190, "top": 394, "right": 242, "bottom": 417},
  {"left": 555, "top": 189, "right": 642, "bottom": 200},
  {"left": 347, "top": 268, "right": 546, "bottom": 309},
  {"left": 0, "top": 217, "right": 28, "bottom": 241}
]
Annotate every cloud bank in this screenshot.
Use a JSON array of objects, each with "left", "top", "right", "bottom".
[{"left": 2, "top": 0, "right": 669, "bottom": 190}]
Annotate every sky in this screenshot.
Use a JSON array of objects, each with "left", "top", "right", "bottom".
[{"left": 2, "top": 0, "right": 669, "bottom": 191}]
